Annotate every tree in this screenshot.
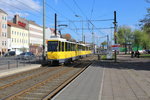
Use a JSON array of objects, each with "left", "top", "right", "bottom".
[
  {"left": 139, "top": 2, "right": 150, "bottom": 49},
  {"left": 133, "top": 30, "right": 143, "bottom": 51},
  {"left": 141, "top": 31, "right": 150, "bottom": 49},
  {"left": 101, "top": 41, "right": 107, "bottom": 49},
  {"left": 140, "top": 8, "right": 150, "bottom": 34},
  {"left": 117, "top": 26, "right": 133, "bottom": 54}
]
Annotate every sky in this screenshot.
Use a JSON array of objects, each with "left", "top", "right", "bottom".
[{"left": 0, "top": 0, "right": 150, "bottom": 44}]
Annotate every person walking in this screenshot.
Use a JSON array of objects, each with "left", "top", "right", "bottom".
[{"left": 131, "top": 51, "right": 134, "bottom": 58}]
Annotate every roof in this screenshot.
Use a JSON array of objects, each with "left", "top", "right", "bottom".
[
  {"left": 0, "top": 9, "right": 7, "bottom": 15},
  {"left": 7, "top": 21, "right": 27, "bottom": 30},
  {"left": 29, "top": 21, "right": 42, "bottom": 28},
  {"left": 50, "top": 28, "right": 55, "bottom": 32},
  {"left": 48, "top": 37, "right": 67, "bottom": 42}
]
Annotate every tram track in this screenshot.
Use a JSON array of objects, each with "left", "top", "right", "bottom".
[{"left": 1, "top": 55, "right": 96, "bottom": 100}]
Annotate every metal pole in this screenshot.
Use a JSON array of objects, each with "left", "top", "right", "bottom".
[
  {"left": 84, "top": 35, "right": 85, "bottom": 43},
  {"left": 55, "top": 13, "right": 57, "bottom": 36},
  {"left": 114, "top": 11, "right": 117, "bottom": 62},
  {"left": 43, "top": 0, "right": 46, "bottom": 60},
  {"left": 82, "top": 20, "right": 83, "bottom": 42},
  {"left": 107, "top": 35, "right": 109, "bottom": 50},
  {"left": 42, "top": 0, "right": 46, "bottom": 61}
]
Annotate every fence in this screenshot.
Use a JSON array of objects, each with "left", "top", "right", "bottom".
[{"left": 0, "top": 56, "right": 43, "bottom": 70}]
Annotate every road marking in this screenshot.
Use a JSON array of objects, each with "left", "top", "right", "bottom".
[{"left": 99, "top": 67, "right": 105, "bottom": 100}]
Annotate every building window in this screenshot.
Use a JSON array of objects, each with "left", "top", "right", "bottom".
[
  {"left": 12, "top": 38, "right": 13, "bottom": 42},
  {"left": 12, "top": 31, "right": 13, "bottom": 34},
  {"left": 2, "top": 41, "right": 4, "bottom": 46},
  {"left": 2, "top": 16, "right": 4, "bottom": 20},
  {"left": 2, "top": 24, "right": 4, "bottom": 28},
  {"left": 17, "top": 32, "right": 19, "bottom": 35},
  {"left": 5, "top": 16, "right": 7, "bottom": 20},
  {"left": 5, "top": 24, "right": 7, "bottom": 29},
  {"left": 5, "top": 41, "right": 7, "bottom": 46},
  {"left": 2, "top": 32, "right": 4, "bottom": 36}
]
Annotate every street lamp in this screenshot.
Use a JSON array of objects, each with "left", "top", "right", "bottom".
[{"left": 75, "top": 15, "right": 84, "bottom": 43}]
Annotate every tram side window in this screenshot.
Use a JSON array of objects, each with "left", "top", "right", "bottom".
[
  {"left": 59, "top": 41, "right": 61, "bottom": 51},
  {"left": 68, "top": 43, "right": 71, "bottom": 51},
  {"left": 48, "top": 41, "right": 58, "bottom": 52},
  {"left": 73, "top": 44, "right": 75, "bottom": 51},
  {"left": 62, "top": 42, "right": 64, "bottom": 51},
  {"left": 65, "top": 42, "right": 68, "bottom": 51}
]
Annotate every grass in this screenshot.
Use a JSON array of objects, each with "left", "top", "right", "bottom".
[
  {"left": 100, "top": 55, "right": 114, "bottom": 60},
  {"left": 140, "top": 54, "right": 150, "bottom": 58}
]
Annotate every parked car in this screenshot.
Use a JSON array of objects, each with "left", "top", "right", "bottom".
[
  {"left": 4, "top": 51, "right": 16, "bottom": 57},
  {"left": 17, "top": 52, "right": 35, "bottom": 60},
  {"left": 145, "top": 50, "right": 150, "bottom": 54}
]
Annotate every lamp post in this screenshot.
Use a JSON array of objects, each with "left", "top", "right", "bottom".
[{"left": 75, "top": 15, "right": 84, "bottom": 43}]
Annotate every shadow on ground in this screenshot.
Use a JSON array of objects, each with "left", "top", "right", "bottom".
[{"left": 94, "top": 60, "right": 150, "bottom": 71}]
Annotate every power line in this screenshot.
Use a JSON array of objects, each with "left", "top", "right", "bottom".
[
  {"left": 15, "top": 0, "right": 52, "bottom": 22},
  {"left": 70, "top": 27, "right": 114, "bottom": 30},
  {"left": 58, "top": 19, "right": 113, "bottom": 22},
  {"left": 0, "top": 1, "right": 45, "bottom": 22},
  {"left": 62, "top": 0, "right": 77, "bottom": 15},
  {"left": 90, "top": 0, "right": 96, "bottom": 19},
  {"left": 45, "top": 2, "right": 81, "bottom": 37},
  {"left": 72, "top": 0, "right": 87, "bottom": 19}
]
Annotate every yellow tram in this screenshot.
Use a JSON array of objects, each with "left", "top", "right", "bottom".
[{"left": 47, "top": 38, "right": 92, "bottom": 64}]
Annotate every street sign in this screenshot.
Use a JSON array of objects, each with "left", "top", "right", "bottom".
[{"left": 111, "top": 44, "right": 120, "bottom": 51}]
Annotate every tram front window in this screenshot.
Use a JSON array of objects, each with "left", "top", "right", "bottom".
[{"left": 48, "top": 41, "right": 58, "bottom": 51}]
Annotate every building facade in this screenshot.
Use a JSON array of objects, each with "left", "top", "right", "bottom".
[
  {"left": 0, "top": 9, "right": 8, "bottom": 56},
  {"left": 29, "top": 21, "right": 43, "bottom": 55},
  {"left": 7, "top": 21, "right": 29, "bottom": 55}
]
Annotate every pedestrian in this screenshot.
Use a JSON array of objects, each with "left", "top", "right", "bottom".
[
  {"left": 131, "top": 51, "right": 134, "bottom": 58},
  {"left": 137, "top": 51, "right": 140, "bottom": 58},
  {"left": 134, "top": 51, "right": 137, "bottom": 57}
]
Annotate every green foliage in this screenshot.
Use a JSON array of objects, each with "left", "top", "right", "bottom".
[
  {"left": 101, "top": 41, "right": 107, "bottom": 48},
  {"left": 140, "top": 8, "right": 150, "bottom": 35},
  {"left": 117, "top": 26, "right": 133, "bottom": 44}
]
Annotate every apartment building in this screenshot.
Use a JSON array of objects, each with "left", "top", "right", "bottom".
[
  {"left": 0, "top": 9, "right": 8, "bottom": 56},
  {"left": 29, "top": 21, "right": 43, "bottom": 55},
  {"left": 7, "top": 21, "right": 29, "bottom": 55}
]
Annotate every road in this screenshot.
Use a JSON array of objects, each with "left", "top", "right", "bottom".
[{"left": 52, "top": 55, "right": 150, "bottom": 100}]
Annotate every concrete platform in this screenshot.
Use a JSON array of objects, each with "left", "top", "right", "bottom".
[
  {"left": 52, "top": 55, "right": 150, "bottom": 100},
  {"left": 52, "top": 61, "right": 105, "bottom": 100},
  {"left": 0, "top": 64, "right": 41, "bottom": 78}
]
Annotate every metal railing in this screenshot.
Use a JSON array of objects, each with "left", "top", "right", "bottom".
[{"left": 0, "top": 56, "right": 43, "bottom": 70}]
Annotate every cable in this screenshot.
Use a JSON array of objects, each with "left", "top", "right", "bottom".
[
  {"left": 0, "top": 1, "right": 44, "bottom": 21},
  {"left": 15, "top": 0, "right": 52, "bottom": 22},
  {"left": 62, "top": 0, "right": 77, "bottom": 15},
  {"left": 90, "top": 0, "right": 96, "bottom": 19},
  {"left": 45, "top": 2, "right": 81, "bottom": 37}
]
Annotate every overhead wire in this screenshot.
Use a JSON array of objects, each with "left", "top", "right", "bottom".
[
  {"left": 45, "top": 2, "right": 81, "bottom": 37},
  {"left": 15, "top": 0, "right": 52, "bottom": 22},
  {"left": 90, "top": 0, "right": 96, "bottom": 20},
  {"left": 0, "top": 0, "right": 48, "bottom": 22}
]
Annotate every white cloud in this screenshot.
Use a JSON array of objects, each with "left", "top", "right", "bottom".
[{"left": 0, "top": 0, "right": 42, "bottom": 19}]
